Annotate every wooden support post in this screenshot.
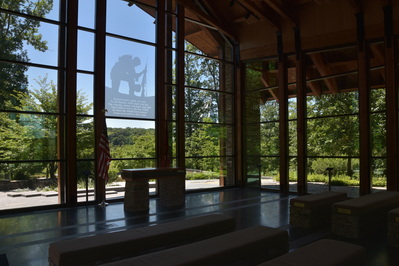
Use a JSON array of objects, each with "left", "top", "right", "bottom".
[
  {"left": 94, "top": 0, "right": 107, "bottom": 203},
  {"left": 295, "top": 27, "right": 307, "bottom": 195},
  {"left": 357, "top": 12, "right": 372, "bottom": 196},
  {"left": 384, "top": 5, "right": 398, "bottom": 191},
  {"left": 278, "top": 32, "right": 289, "bottom": 193},
  {"left": 66, "top": 0, "right": 78, "bottom": 205}
]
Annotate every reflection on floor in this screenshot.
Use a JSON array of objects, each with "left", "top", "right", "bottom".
[{"left": 0, "top": 188, "right": 398, "bottom": 265}]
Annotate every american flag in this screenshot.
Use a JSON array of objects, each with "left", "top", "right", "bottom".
[{"left": 98, "top": 121, "right": 111, "bottom": 183}]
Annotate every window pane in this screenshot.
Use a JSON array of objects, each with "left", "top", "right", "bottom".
[
  {"left": 105, "top": 37, "right": 156, "bottom": 119},
  {"left": 371, "top": 113, "right": 386, "bottom": 157},
  {"left": 78, "top": 0, "right": 95, "bottom": 28},
  {"left": 245, "top": 60, "right": 279, "bottom": 91},
  {"left": 185, "top": 89, "right": 232, "bottom": 123},
  {"left": 370, "top": 88, "right": 386, "bottom": 112},
  {"left": 0, "top": 113, "right": 58, "bottom": 160},
  {"left": 78, "top": 30, "right": 95, "bottom": 71},
  {"left": 77, "top": 116, "right": 94, "bottom": 160},
  {"left": 77, "top": 73, "right": 94, "bottom": 115},
  {"left": 307, "top": 91, "right": 359, "bottom": 118},
  {"left": 260, "top": 157, "right": 280, "bottom": 190},
  {"left": 106, "top": 1, "right": 156, "bottom": 43},
  {"left": 307, "top": 116, "right": 359, "bottom": 157},
  {"left": 0, "top": 67, "right": 58, "bottom": 112},
  {"left": 107, "top": 119, "right": 156, "bottom": 159},
  {"left": 0, "top": 16, "right": 59, "bottom": 66},
  {"left": 0, "top": 0, "right": 60, "bottom": 21},
  {"left": 184, "top": 53, "right": 221, "bottom": 90},
  {"left": 185, "top": 124, "right": 231, "bottom": 156},
  {"left": 185, "top": 158, "right": 224, "bottom": 190}
]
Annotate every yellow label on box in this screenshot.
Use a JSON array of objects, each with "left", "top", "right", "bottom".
[
  {"left": 337, "top": 208, "right": 351, "bottom": 215},
  {"left": 293, "top": 202, "right": 305, "bottom": 208}
]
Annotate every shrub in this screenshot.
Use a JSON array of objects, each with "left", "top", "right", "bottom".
[{"left": 186, "top": 172, "right": 219, "bottom": 180}]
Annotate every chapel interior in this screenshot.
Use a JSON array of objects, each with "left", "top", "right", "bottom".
[{"left": 1, "top": 0, "right": 399, "bottom": 265}]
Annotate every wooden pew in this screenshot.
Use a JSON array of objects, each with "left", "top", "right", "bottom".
[
  {"left": 48, "top": 213, "right": 235, "bottom": 266},
  {"left": 290, "top": 191, "right": 347, "bottom": 229},
  {"left": 388, "top": 207, "right": 399, "bottom": 247},
  {"left": 102, "top": 226, "right": 289, "bottom": 266},
  {"left": 259, "top": 239, "right": 366, "bottom": 266},
  {"left": 332, "top": 191, "right": 399, "bottom": 239}
]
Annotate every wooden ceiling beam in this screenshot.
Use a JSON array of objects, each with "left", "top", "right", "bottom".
[
  {"left": 262, "top": 0, "right": 299, "bottom": 27},
  {"left": 239, "top": 0, "right": 281, "bottom": 31},
  {"left": 309, "top": 53, "right": 338, "bottom": 93},
  {"left": 370, "top": 44, "right": 386, "bottom": 81},
  {"left": 350, "top": 0, "right": 363, "bottom": 12},
  {"left": 176, "top": 0, "right": 238, "bottom": 41}
]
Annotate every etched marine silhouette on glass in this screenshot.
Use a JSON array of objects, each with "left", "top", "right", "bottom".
[
  {"left": 110, "top": 55, "right": 147, "bottom": 97},
  {"left": 105, "top": 55, "right": 154, "bottom": 119}
]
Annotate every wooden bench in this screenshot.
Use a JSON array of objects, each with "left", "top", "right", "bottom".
[
  {"left": 258, "top": 239, "right": 366, "bottom": 266},
  {"left": 290, "top": 191, "right": 347, "bottom": 229},
  {"left": 388, "top": 207, "right": 399, "bottom": 247},
  {"left": 332, "top": 191, "right": 399, "bottom": 239},
  {"left": 48, "top": 213, "right": 235, "bottom": 266},
  {"left": 102, "top": 226, "right": 289, "bottom": 266}
]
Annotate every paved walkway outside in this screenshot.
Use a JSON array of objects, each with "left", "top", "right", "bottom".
[
  {"left": 0, "top": 178, "right": 385, "bottom": 211},
  {"left": 0, "top": 179, "right": 221, "bottom": 211}
]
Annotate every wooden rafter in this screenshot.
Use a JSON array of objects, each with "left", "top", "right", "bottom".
[
  {"left": 240, "top": 0, "right": 281, "bottom": 31},
  {"left": 370, "top": 44, "right": 386, "bottom": 81},
  {"left": 309, "top": 53, "right": 338, "bottom": 93},
  {"left": 262, "top": 0, "right": 299, "bottom": 27},
  {"left": 261, "top": 72, "right": 279, "bottom": 102},
  {"left": 176, "top": 0, "right": 238, "bottom": 41},
  {"left": 349, "top": 0, "right": 363, "bottom": 12}
]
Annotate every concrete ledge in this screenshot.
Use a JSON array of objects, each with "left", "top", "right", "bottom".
[
  {"left": 103, "top": 226, "right": 289, "bottom": 266},
  {"left": 259, "top": 239, "right": 366, "bottom": 266},
  {"left": 48, "top": 213, "right": 236, "bottom": 266}
]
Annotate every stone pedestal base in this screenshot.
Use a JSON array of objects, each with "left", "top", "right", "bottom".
[
  {"left": 158, "top": 176, "right": 185, "bottom": 207},
  {"left": 124, "top": 178, "right": 149, "bottom": 212}
]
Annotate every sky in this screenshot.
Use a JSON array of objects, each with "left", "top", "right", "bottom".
[{"left": 24, "top": 0, "right": 157, "bottom": 129}]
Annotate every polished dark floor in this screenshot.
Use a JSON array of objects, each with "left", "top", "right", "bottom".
[{"left": 0, "top": 188, "right": 398, "bottom": 266}]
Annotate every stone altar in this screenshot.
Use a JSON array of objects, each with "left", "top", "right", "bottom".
[{"left": 121, "top": 168, "right": 185, "bottom": 212}]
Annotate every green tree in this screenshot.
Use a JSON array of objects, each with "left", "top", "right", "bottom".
[
  {"left": 2, "top": 76, "right": 93, "bottom": 179},
  {"left": 307, "top": 92, "right": 359, "bottom": 177},
  {"left": 0, "top": 0, "right": 53, "bottom": 109}
]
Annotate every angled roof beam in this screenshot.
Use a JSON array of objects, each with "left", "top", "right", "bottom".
[
  {"left": 261, "top": 73, "right": 279, "bottom": 102},
  {"left": 262, "top": 0, "right": 299, "bottom": 27},
  {"left": 370, "top": 44, "right": 386, "bottom": 81},
  {"left": 177, "top": 0, "right": 238, "bottom": 41},
  {"left": 350, "top": 0, "right": 363, "bottom": 12},
  {"left": 239, "top": 0, "right": 281, "bottom": 31},
  {"left": 309, "top": 53, "right": 338, "bottom": 93}
]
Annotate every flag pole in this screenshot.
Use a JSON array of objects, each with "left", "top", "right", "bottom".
[{"left": 98, "top": 109, "right": 111, "bottom": 207}]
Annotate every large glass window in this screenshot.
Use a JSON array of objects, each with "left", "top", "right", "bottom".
[
  {"left": 244, "top": 58, "right": 280, "bottom": 189},
  {"left": 0, "top": 1, "right": 63, "bottom": 209},
  {"left": 305, "top": 46, "right": 360, "bottom": 197},
  {"left": 370, "top": 41, "right": 387, "bottom": 190},
  {"left": 104, "top": 1, "right": 157, "bottom": 199},
  {"left": 0, "top": 0, "right": 237, "bottom": 211},
  {"left": 183, "top": 17, "right": 235, "bottom": 189}
]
